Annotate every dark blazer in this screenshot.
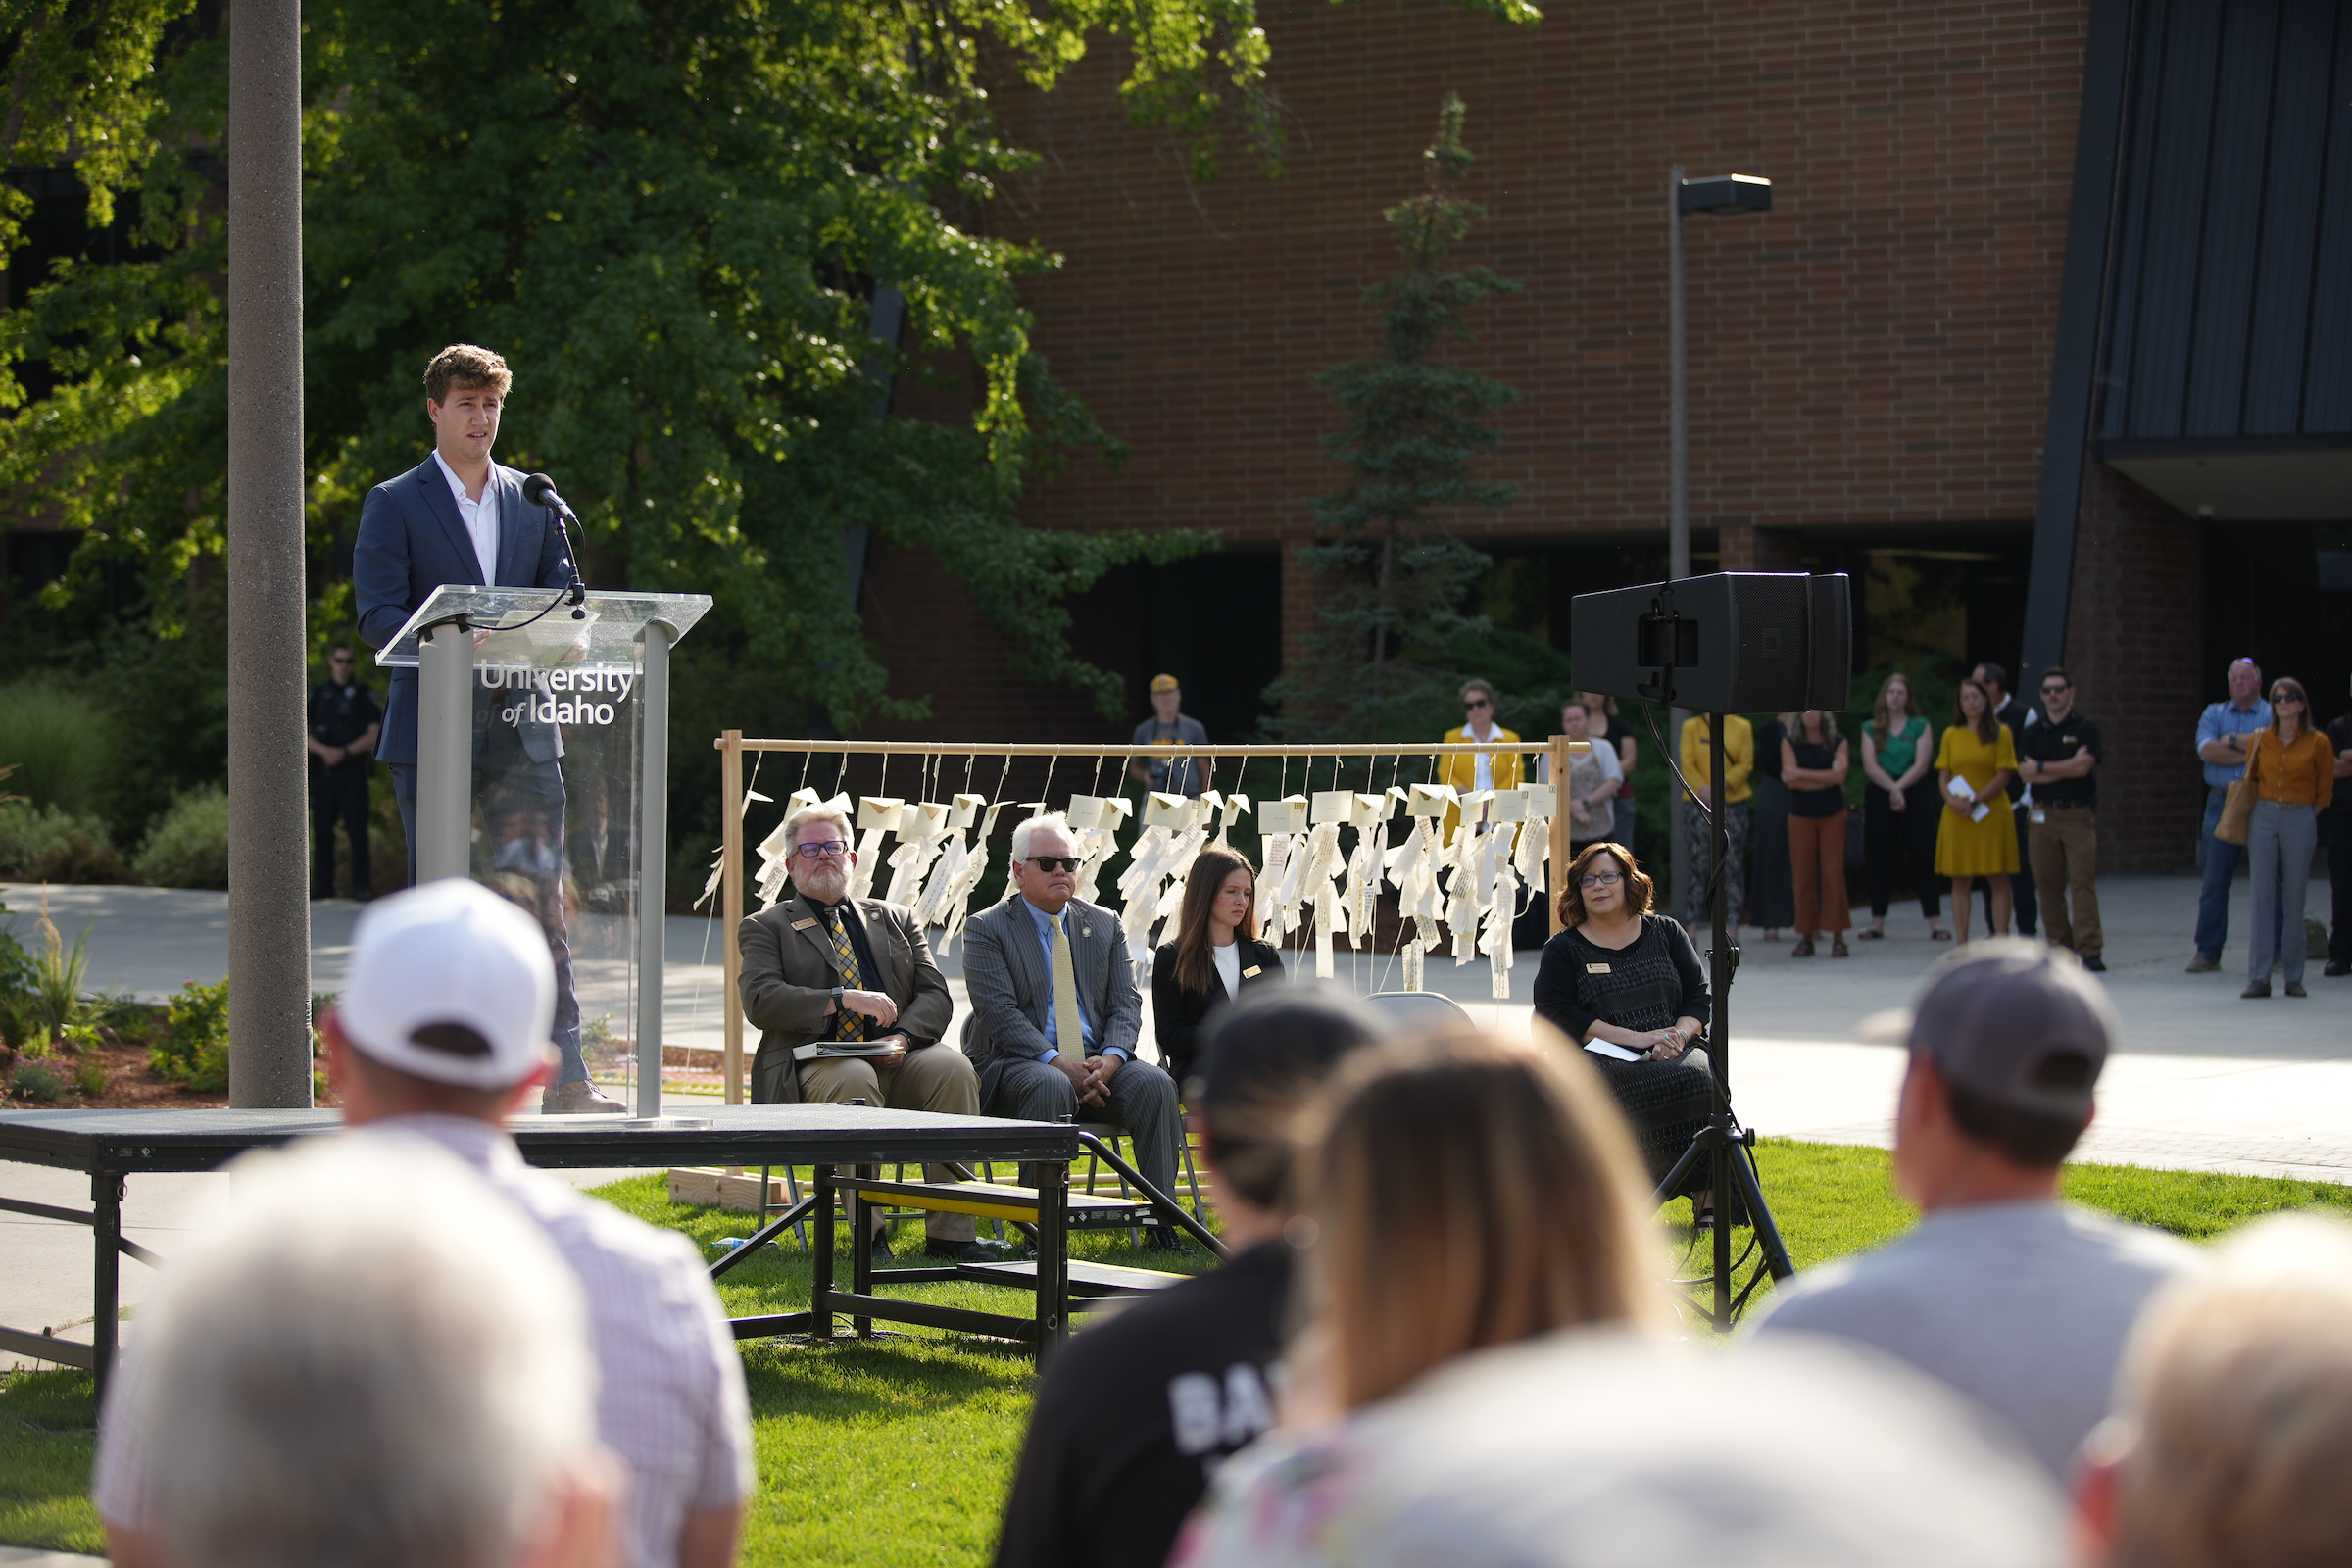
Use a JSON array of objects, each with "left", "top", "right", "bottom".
[
  {"left": 1151, "top": 937, "right": 1285, "bottom": 1091},
  {"left": 960, "top": 894, "right": 1142, "bottom": 1102},
  {"left": 737, "top": 894, "right": 954, "bottom": 1103},
  {"left": 354, "top": 456, "right": 578, "bottom": 766}
]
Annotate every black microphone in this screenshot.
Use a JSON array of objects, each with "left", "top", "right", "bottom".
[{"left": 520, "top": 472, "right": 590, "bottom": 615}]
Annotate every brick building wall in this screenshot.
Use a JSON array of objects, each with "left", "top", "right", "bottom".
[{"left": 2061, "top": 458, "right": 2203, "bottom": 874}]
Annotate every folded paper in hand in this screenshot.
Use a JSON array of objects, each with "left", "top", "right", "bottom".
[
  {"left": 1583, "top": 1040, "right": 1644, "bottom": 1062},
  {"left": 1946, "top": 776, "right": 1978, "bottom": 802}
]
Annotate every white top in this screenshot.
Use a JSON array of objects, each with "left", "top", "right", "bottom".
[
  {"left": 95, "top": 1116, "right": 755, "bottom": 1568},
  {"left": 432, "top": 448, "right": 501, "bottom": 582},
  {"left": 1465, "top": 719, "right": 1499, "bottom": 792},
  {"left": 1212, "top": 939, "right": 1241, "bottom": 998},
  {"left": 1751, "top": 1199, "right": 2203, "bottom": 1479}
]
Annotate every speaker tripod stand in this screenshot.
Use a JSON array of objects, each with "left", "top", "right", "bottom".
[{"left": 1644, "top": 706, "right": 1796, "bottom": 1328}]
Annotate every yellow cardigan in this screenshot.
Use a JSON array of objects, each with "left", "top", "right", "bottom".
[
  {"left": 1679, "top": 713, "right": 1755, "bottom": 806},
  {"left": 1439, "top": 724, "right": 1525, "bottom": 836}
]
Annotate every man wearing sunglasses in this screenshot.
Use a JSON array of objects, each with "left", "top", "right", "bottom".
[
  {"left": 961, "top": 813, "right": 1186, "bottom": 1250},
  {"left": 2017, "top": 668, "right": 2104, "bottom": 971},
  {"left": 306, "top": 640, "right": 382, "bottom": 902},
  {"left": 737, "top": 804, "right": 998, "bottom": 1262}
]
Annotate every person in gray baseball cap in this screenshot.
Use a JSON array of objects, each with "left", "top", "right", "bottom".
[{"left": 1750, "top": 939, "right": 2203, "bottom": 1481}]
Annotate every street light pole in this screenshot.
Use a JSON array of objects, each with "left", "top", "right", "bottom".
[
  {"left": 225, "top": 0, "right": 313, "bottom": 1106},
  {"left": 1667, "top": 164, "right": 1691, "bottom": 921}
]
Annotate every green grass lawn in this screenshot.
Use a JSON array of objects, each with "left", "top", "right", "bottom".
[{"left": 10, "top": 1146, "right": 2352, "bottom": 1565}]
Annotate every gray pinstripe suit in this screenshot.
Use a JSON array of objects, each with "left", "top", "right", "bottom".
[{"left": 960, "top": 893, "right": 1182, "bottom": 1199}]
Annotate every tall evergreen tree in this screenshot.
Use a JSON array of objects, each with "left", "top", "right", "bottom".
[{"left": 1266, "top": 94, "right": 1520, "bottom": 744}]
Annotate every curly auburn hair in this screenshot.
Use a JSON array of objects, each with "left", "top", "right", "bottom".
[{"left": 1555, "top": 841, "right": 1653, "bottom": 928}]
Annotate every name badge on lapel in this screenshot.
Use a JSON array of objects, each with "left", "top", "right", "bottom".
[
  {"left": 1587, "top": 962, "right": 1612, "bottom": 974},
  {"left": 1242, "top": 965, "right": 1262, "bottom": 978},
  {"left": 791, "top": 918, "right": 818, "bottom": 931}
]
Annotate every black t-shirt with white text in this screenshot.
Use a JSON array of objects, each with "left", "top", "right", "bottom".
[
  {"left": 993, "top": 1242, "right": 1290, "bottom": 1568},
  {"left": 2019, "top": 712, "right": 2100, "bottom": 808}
]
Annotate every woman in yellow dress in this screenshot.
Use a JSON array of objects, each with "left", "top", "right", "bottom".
[{"left": 1935, "top": 675, "right": 2019, "bottom": 946}]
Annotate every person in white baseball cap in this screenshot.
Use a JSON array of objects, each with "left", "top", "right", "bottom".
[{"left": 97, "top": 879, "right": 756, "bottom": 1568}]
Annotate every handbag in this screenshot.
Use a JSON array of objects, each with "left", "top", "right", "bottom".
[{"left": 2213, "top": 730, "right": 2262, "bottom": 846}]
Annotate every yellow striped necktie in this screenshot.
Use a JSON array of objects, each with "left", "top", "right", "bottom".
[{"left": 823, "top": 907, "right": 866, "bottom": 1043}]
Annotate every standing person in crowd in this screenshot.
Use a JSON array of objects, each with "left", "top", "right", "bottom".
[
  {"left": 1973, "top": 662, "right": 2039, "bottom": 939},
  {"left": 1860, "top": 673, "right": 1949, "bottom": 942},
  {"left": 1438, "top": 679, "right": 1523, "bottom": 838},
  {"left": 1753, "top": 943, "right": 2201, "bottom": 1480},
  {"left": 2018, "top": 667, "right": 2105, "bottom": 971},
  {"left": 1171, "top": 1030, "right": 1669, "bottom": 1567},
  {"left": 963, "top": 813, "right": 1188, "bottom": 1248},
  {"left": 2238, "top": 676, "right": 2334, "bottom": 1000},
  {"left": 307, "top": 639, "right": 382, "bottom": 903},
  {"left": 106, "top": 1137, "right": 621, "bottom": 1568},
  {"left": 96, "top": 879, "right": 755, "bottom": 1568},
  {"left": 1542, "top": 699, "right": 1624, "bottom": 854},
  {"left": 1152, "top": 845, "right": 1285, "bottom": 1092},
  {"left": 1678, "top": 710, "right": 1753, "bottom": 930},
  {"left": 1532, "top": 842, "right": 1719, "bottom": 1224},
  {"left": 1579, "top": 690, "right": 1639, "bottom": 858},
  {"left": 2188, "top": 658, "right": 2276, "bottom": 973},
  {"left": 2328, "top": 688, "right": 2352, "bottom": 977},
  {"left": 1936, "top": 677, "right": 2018, "bottom": 946},
  {"left": 2076, "top": 1213, "right": 2352, "bottom": 1568},
  {"left": 1129, "top": 674, "right": 1211, "bottom": 798},
  {"left": 995, "top": 990, "right": 1385, "bottom": 1568},
  {"left": 1782, "top": 709, "right": 1852, "bottom": 959},
  {"left": 1748, "top": 711, "right": 1795, "bottom": 941},
  {"left": 736, "top": 802, "right": 996, "bottom": 1262}
]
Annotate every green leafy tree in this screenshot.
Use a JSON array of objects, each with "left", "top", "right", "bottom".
[
  {"left": 1265, "top": 93, "right": 1521, "bottom": 744},
  {"left": 10, "top": 0, "right": 1558, "bottom": 726}
]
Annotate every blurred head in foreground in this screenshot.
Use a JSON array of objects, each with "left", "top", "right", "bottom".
[
  {"left": 1190, "top": 986, "right": 1387, "bottom": 1242},
  {"left": 2079, "top": 1211, "right": 2352, "bottom": 1568},
  {"left": 133, "top": 1135, "right": 614, "bottom": 1568},
  {"left": 1300, "top": 1029, "right": 1664, "bottom": 1413}
]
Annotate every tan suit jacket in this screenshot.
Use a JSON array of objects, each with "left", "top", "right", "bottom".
[{"left": 737, "top": 894, "right": 954, "bottom": 1103}]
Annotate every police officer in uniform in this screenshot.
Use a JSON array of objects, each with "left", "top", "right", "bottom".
[{"left": 308, "top": 641, "right": 383, "bottom": 901}]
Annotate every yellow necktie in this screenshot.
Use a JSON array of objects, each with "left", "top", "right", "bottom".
[{"left": 1051, "top": 911, "right": 1085, "bottom": 1058}]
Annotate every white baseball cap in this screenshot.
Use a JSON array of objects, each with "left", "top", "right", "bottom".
[{"left": 338, "top": 878, "right": 556, "bottom": 1089}]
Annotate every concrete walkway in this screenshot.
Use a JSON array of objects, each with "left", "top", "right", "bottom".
[{"left": 4, "top": 869, "right": 2342, "bottom": 1371}]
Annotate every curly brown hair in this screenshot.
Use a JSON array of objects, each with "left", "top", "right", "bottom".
[
  {"left": 423, "top": 343, "right": 513, "bottom": 404},
  {"left": 1555, "top": 841, "right": 1653, "bottom": 928}
]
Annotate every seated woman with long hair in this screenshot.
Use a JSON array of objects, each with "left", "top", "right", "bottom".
[
  {"left": 1170, "top": 1030, "right": 1665, "bottom": 1566},
  {"left": 1152, "top": 845, "right": 1284, "bottom": 1092},
  {"left": 1531, "top": 840, "right": 1718, "bottom": 1223}
]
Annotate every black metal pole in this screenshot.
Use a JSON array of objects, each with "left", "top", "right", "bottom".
[
  {"left": 811, "top": 1164, "right": 836, "bottom": 1340},
  {"left": 1709, "top": 711, "right": 1732, "bottom": 1327},
  {"left": 92, "top": 1171, "right": 122, "bottom": 1399}
]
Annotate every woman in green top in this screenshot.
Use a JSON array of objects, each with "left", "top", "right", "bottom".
[{"left": 1859, "top": 672, "right": 1950, "bottom": 941}]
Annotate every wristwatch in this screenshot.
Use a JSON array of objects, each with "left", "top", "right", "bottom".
[{"left": 829, "top": 986, "right": 845, "bottom": 1010}]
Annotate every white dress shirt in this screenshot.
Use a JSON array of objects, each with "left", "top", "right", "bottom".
[
  {"left": 1466, "top": 720, "right": 1499, "bottom": 792},
  {"left": 431, "top": 449, "right": 500, "bottom": 582}
]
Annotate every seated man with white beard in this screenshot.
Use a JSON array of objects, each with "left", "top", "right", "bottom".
[{"left": 736, "top": 801, "right": 1000, "bottom": 1263}]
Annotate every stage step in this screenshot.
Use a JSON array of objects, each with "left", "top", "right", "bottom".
[{"left": 956, "top": 1258, "right": 1189, "bottom": 1297}]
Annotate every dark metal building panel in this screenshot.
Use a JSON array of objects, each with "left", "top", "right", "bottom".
[
  {"left": 2304, "top": 6, "right": 2352, "bottom": 430},
  {"left": 2098, "top": 0, "right": 2352, "bottom": 444},
  {"left": 2242, "top": 0, "right": 2340, "bottom": 434}
]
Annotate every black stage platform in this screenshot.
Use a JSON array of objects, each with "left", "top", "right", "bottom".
[{"left": 0, "top": 1104, "right": 1091, "bottom": 1393}]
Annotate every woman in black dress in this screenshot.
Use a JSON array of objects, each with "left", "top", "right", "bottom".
[
  {"left": 1152, "top": 844, "right": 1284, "bottom": 1092},
  {"left": 1531, "top": 840, "right": 1717, "bottom": 1222}
]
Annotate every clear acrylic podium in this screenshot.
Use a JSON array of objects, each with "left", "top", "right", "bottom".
[{"left": 377, "top": 586, "right": 712, "bottom": 1113}]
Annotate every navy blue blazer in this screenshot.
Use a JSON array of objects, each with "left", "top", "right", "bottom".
[{"left": 354, "top": 456, "right": 576, "bottom": 766}]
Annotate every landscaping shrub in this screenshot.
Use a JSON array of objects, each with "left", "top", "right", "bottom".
[
  {"left": 0, "top": 677, "right": 119, "bottom": 816},
  {"left": 152, "top": 977, "right": 231, "bottom": 1092},
  {"left": 0, "top": 800, "right": 130, "bottom": 882},
  {"left": 134, "top": 786, "right": 231, "bottom": 890},
  {"left": 8, "top": 1059, "right": 68, "bottom": 1102},
  {"left": 74, "top": 1061, "right": 108, "bottom": 1097}
]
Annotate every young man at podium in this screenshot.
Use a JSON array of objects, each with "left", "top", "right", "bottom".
[{"left": 354, "top": 343, "right": 622, "bottom": 1113}]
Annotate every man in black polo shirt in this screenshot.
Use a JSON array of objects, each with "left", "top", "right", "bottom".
[
  {"left": 2327, "top": 697, "right": 2352, "bottom": 977},
  {"left": 307, "top": 640, "right": 383, "bottom": 902},
  {"left": 992, "top": 989, "right": 1387, "bottom": 1568},
  {"left": 2017, "top": 666, "right": 2101, "bottom": 970}
]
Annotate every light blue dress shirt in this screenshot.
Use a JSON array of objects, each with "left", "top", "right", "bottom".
[
  {"left": 1022, "top": 899, "right": 1122, "bottom": 1063},
  {"left": 2195, "top": 699, "right": 2273, "bottom": 788}
]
